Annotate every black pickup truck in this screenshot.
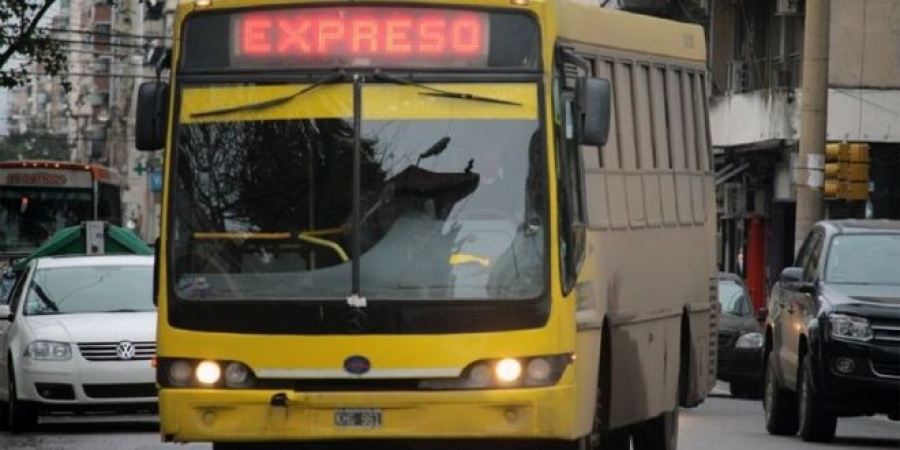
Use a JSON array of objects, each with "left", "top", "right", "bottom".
[{"left": 763, "top": 220, "right": 900, "bottom": 442}]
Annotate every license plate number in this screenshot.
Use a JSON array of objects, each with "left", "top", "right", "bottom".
[{"left": 334, "top": 409, "right": 382, "bottom": 428}]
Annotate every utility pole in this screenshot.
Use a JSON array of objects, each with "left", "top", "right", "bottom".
[{"left": 794, "top": 0, "right": 831, "bottom": 252}]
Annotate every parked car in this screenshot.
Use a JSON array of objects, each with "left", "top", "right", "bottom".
[
  {"left": 716, "top": 273, "right": 763, "bottom": 398},
  {"left": 0, "top": 254, "right": 156, "bottom": 433},
  {"left": 763, "top": 220, "right": 900, "bottom": 442}
]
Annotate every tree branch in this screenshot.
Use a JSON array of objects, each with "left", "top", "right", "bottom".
[{"left": 0, "top": 0, "right": 59, "bottom": 70}]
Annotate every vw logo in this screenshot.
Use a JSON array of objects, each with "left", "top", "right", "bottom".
[
  {"left": 116, "top": 341, "right": 136, "bottom": 360},
  {"left": 343, "top": 355, "right": 371, "bottom": 375}
]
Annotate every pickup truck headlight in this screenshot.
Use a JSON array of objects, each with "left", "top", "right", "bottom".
[
  {"left": 735, "top": 332, "right": 763, "bottom": 349},
  {"left": 829, "top": 314, "right": 873, "bottom": 342},
  {"left": 24, "top": 341, "right": 72, "bottom": 360}
]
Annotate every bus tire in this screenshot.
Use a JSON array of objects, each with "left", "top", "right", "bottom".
[
  {"left": 579, "top": 323, "right": 628, "bottom": 450},
  {"left": 596, "top": 426, "right": 630, "bottom": 450},
  {"left": 763, "top": 351, "right": 798, "bottom": 436},
  {"left": 212, "top": 443, "right": 302, "bottom": 450},
  {"left": 631, "top": 409, "right": 678, "bottom": 450},
  {"left": 677, "top": 314, "right": 698, "bottom": 408}
]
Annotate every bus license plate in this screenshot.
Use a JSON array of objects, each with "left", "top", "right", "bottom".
[{"left": 334, "top": 408, "right": 382, "bottom": 428}]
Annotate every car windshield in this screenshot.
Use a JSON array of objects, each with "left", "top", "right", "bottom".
[
  {"left": 25, "top": 264, "right": 154, "bottom": 315},
  {"left": 717, "top": 279, "right": 751, "bottom": 316},
  {"left": 170, "top": 83, "right": 546, "bottom": 302},
  {"left": 825, "top": 234, "right": 900, "bottom": 285}
]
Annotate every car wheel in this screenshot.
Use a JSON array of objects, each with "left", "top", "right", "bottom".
[
  {"left": 0, "top": 393, "right": 8, "bottom": 431},
  {"left": 798, "top": 354, "right": 837, "bottom": 442},
  {"left": 8, "top": 368, "right": 37, "bottom": 434},
  {"left": 731, "top": 380, "right": 763, "bottom": 400},
  {"left": 729, "top": 381, "right": 746, "bottom": 398},
  {"left": 763, "top": 351, "right": 798, "bottom": 435}
]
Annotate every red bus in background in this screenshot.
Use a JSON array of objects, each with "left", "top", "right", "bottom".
[{"left": 0, "top": 160, "right": 123, "bottom": 261}]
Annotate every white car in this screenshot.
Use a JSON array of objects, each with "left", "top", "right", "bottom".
[{"left": 0, "top": 254, "right": 156, "bottom": 433}]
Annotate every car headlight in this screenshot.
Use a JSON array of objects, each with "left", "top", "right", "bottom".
[
  {"left": 24, "top": 341, "right": 72, "bottom": 361},
  {"left": 829, "top": 314, "right": 873, "bottom": 342},
  {"left": 735, "top": 332, "right": 763, "bottom": 349}
]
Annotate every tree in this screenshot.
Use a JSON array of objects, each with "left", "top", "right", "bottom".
[
  {"left": 0, "top": 129, "right": 70, "bottom": 160},
  {"left": 0, "top": 0, "right": 67, "bottom": 89}
]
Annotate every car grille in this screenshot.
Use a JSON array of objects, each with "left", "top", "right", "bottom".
[
  {"left": 83, "top": 383, "right": 157, "bottom": 399},
  {"left": 871, "top": 322, "right": 900, "bottom": 345},
  {"left": 78, "top": 342, "right": 156, "bottom": 361},
  {"left": 871, "top": 360, "right": 900, "bottom": 378}
]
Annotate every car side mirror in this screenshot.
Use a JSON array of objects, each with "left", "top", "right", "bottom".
[
  {"left": 779, "top": 267, "right": 804, "bottom": 283},
  {"left": 0, "top": 304, "right": 11, "bottom": 321},
  {"left": 755, "top": 307, "right": 768, "bottom": 322}
]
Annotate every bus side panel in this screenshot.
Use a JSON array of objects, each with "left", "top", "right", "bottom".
[{"left": 585, "top": 224, "right": 713, "bottom": 429}]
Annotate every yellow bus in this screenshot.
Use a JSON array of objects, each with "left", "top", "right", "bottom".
[{"left": 136, "top": 1, "right": 716, "bottom": 449}]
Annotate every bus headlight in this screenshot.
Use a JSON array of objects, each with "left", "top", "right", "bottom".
[
  {"left": 526, "top": 357, "right": 553, "bottom": 383},
  {"left": 196, "top": 361, "right": 221, "bottom": 385},
  {"left": 467, "top": 363, "right": 493, "bottom": 387},
  {"left": 224, "top": 362, "right": 254, "bottom": 387},
  {"left": 495, "top": 358, "right": 522, "bottom": 383},
  {"left": 168, "top": 360, "right": 193, "bottom": 386},
  {"left": 419, "top": 354, "right": 571, "bottom": 390}
]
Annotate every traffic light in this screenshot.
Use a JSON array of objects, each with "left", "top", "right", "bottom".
[
  {"left": 823, "top": 143, "right": 869, "bottom": 201},
  {"left": 823, "top": 143, "right": 843, "bottom": 199}
]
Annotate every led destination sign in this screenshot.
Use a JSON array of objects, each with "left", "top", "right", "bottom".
[
  {"left": 235, "top": 8, "right": 488, "bottom": 66},
  {"left": 181, "top": 7, "right": 539, "bottom": 70}
]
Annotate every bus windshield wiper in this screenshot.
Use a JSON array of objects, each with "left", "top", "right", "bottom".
[
  {"left": 372, "top": 72, "right": 522, "bottom": 106},
  {"left": 191, "top": 72, "right": 346, "bottom": 118}
]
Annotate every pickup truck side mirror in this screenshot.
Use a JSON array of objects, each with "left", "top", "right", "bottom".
[{"left": 779, "top": 267, "right": 804, "bottom": 283}]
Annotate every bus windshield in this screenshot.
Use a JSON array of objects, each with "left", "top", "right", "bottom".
[
  {"left": 170, "top": 82, "right": 546, "bottom": 302},
  {"left": 0, "top": 189, "right": 91, "bottom": 255}
]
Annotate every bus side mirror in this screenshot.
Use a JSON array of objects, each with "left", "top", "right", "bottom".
[
  {"left": 135, "top": 81, "right": 170, "bottom": 151},
  {"left": 575, "top": 77, "right": 611, "bottom": 147}
]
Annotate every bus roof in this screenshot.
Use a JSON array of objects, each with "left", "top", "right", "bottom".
[
  {"left": 555, "top": 0, "right": 706, "bottom": 63},
  {"left": 0, "top": 160, "right": 122, "bottom": 185}
]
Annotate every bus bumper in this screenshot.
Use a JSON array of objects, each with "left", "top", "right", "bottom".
[{"left": 159, "top": 385, "right": 577, "bottom": 443}]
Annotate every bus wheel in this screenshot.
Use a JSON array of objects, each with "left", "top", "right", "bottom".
[
  {"left": 212, "top": 443, "right": 303, "bottom": 450},
  {"left": 588, "top": 325, "right": 629, "bottom": 450},
  {"left": 630, "top": 409, "right": 678, "bottom": 450},
  {"left": 595, "top": 427, "right": 630, "bottom": 450}
]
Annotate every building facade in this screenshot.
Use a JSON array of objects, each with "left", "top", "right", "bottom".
[
  {"left": 708, "top": 0, "right": 900, "bottom": 308},
  {"left": 5, "top": 0, "right": 170, "bottom": 242}
]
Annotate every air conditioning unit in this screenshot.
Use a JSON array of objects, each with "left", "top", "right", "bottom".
[
  {"left": 776, "top": 0, "right": 800, "bottom": 15},
  {"left": 722, "top": 183, "right": 744, "bottom": 217},
  {"left": 727, "top": 61, "right": 749, "bottom": 93}
]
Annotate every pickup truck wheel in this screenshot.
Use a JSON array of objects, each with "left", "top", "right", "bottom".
[
  {"left": 798, "top": 354, "right": 837, "bottom": 442},
  {"left": 763, "top": 351, "right": 798, "bottom": 435}
]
